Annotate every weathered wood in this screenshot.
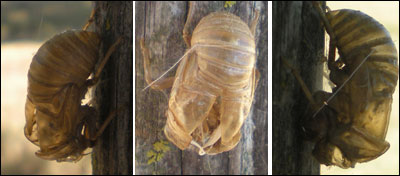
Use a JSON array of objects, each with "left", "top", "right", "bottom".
[
  {"left": 92, "top": 2, "right": 133, "bottom": 175},
  {"left": 135, "top": 1, "right": 268, "bottom": 175},
  {"left": 272, "top": 1, "right": 324, "bottom": 175}
]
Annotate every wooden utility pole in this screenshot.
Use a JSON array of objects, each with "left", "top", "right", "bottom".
[
  {"left": 136, "top": 1, "right": 268, "bottom": 175},
  {"left": 92, "top": 1, "right": 133, "bottom": 175},
  {"left": 272, "top": 1, "right": 324, "bottom": 175}
]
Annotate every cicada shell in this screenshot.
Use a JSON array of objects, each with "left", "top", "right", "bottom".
[
  {"left": 24, "top": 31, "right": 101, "bottom": 162},
  {"left": 303, "top": 6, "right": 399, "bottom": 168},
  {"left": 167, "top": 12, "right": 259, "bottom": 155},
  {"left": 142, "top": 11, "right": 259, "bottom": 155}
]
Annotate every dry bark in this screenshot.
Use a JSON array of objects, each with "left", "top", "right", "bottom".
[
  {"left": 92, "top": 1, "right": 133, "bottom": 175},
  {"left": 272, "top": 1, "right": 324, "bottom": 175}
]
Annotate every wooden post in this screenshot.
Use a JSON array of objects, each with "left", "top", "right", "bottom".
[
  {"left": 92, "top": 2, "right": 133, "bottom": 175},
  {"left": 136, "top": 1, "right": 268, "bottom": 174},
  {"left": 272, "top": 1, "right": 324, "bottom": 175}
]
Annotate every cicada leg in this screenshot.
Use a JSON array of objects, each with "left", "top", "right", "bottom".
[
  {"left": 281, "top": 57, "right": 317, "bottom": 108},
  {"left": 139, "top": 38, "right": 175, "bottom": 91},
  {"left": 80, "top": 36, "right": 124, "bottom": 143},
  {"left": 89, "top": 105, "right": 127, "bottom": 141},
  {"left": 82, "top": 7, "right": 123, "bottom": 87},
  {"left": 250, "top": 9, "right": 260, "bottom": 36},
  {"left": 311, "top": 2, "right": 339, "bottom": 70},
  {"left": 78, "top": 103, "right": 127, "bottom": 146},
  {"left": 86, "top": 37, "right": 122, "bottom": 87},
  {"left": 140, "top": 2, "right": 197, "bottom": 91},
  {"left": 183, "top": 1, "right": 195, "bottom": 48},
  {"left": 82, "top": 7, "right": 97, "bottom": 31}
]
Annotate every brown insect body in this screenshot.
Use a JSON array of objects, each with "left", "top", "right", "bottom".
[
  {"left": 24, "top": 31, "right": 102, "bottom": 162},
  {"left": 304, "top": 9, "right": 398, "bottom": 168},
  {"left": 161, "top": 12, "right": 259, "bottom": 155}
]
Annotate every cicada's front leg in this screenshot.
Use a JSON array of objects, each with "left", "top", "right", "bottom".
[
  {"left": 82, "top": 7, "right": 97, "bottom": 31},
  {"left": 86, "top": 37, "right": 122, "bottom": 87},
  {"left": 183, "top": 1, "right": 195, "bottom": 48},
  {"left": 83, "top": 105, "right": 127, "bottom": 142},
  {"left": 139, "top": 39, "right": 175, "bottom": 91}
]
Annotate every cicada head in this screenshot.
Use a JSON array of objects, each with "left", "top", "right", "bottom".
[
  {"left": 35, "top": 123, "right": 94, "bottom": 162},
  {"left": 28, "top": 105, "right": 98, "bottom": 162},
  {"left": 301, "top": 106, "right": 328, "bottom": 142},
  {"left": 301, "top": 91, "right": 338, "bottom": 142},
  {"left": 312, "top": 139, "right": 355, "bottom": 169}
]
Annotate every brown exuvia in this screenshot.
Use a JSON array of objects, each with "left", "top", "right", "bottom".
[
  {"left": 24, "top": 11, "right": 121, "bottom": 162},
  {"left": 141, "top": 3, "right": 260, "bottom": 155},
  {"left": 301, "top": 2, "right": 398, "bottom": 168}
]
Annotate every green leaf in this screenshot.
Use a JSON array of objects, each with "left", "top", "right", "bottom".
[
  {"left": 224, "top": 1, "right": 236, "bottom": 8},
  {"left": 147, "top": 156, "right": 156, "bottom": 165},
  {"left": 146, "top": 150, "right": 156, "bottom": 158}
]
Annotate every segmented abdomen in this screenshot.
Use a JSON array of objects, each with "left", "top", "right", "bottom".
[
  {"left": 191, "top": 12, "right": 256, "bottom": 87},
  {"left": 327, "top": 9, "right": 398, "bottom": 95},
  {"left": 27, "top": 31, "right": 100, "bottom": 114}
]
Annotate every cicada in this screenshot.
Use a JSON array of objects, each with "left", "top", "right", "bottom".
[
  {"left": 300, "top": 2, "right": 399, "bottom": 168},
  {"left": 141, "top": 2, "right": 260, "bottom": 155},
  {"left": 24, "top": 9, "right": 121, "bottom": 162}
]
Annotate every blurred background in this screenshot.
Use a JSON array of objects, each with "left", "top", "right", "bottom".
[
  {"left": 1, "top": 1, "right": 93, "bottom": 174},
  {"left": 320, "top": 1, "right": 399, "bottom": 175}
]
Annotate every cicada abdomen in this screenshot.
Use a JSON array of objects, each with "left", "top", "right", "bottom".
[
  {"left": 326, "top": 9, "right": 398, "bottom": 95},
  {"left": 27, "top": 31, "right": 100, "bottom": 113},
  {"left": 304, "top": 7, "right": 398, "bottom": 168}
]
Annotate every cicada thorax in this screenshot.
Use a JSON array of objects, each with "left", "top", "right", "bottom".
[
  {"left": 191, "top": 12, "right": 256, "bottom": 88},
  {"left": 25, "top": 30, "right": 100, "bottom": 161}
]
